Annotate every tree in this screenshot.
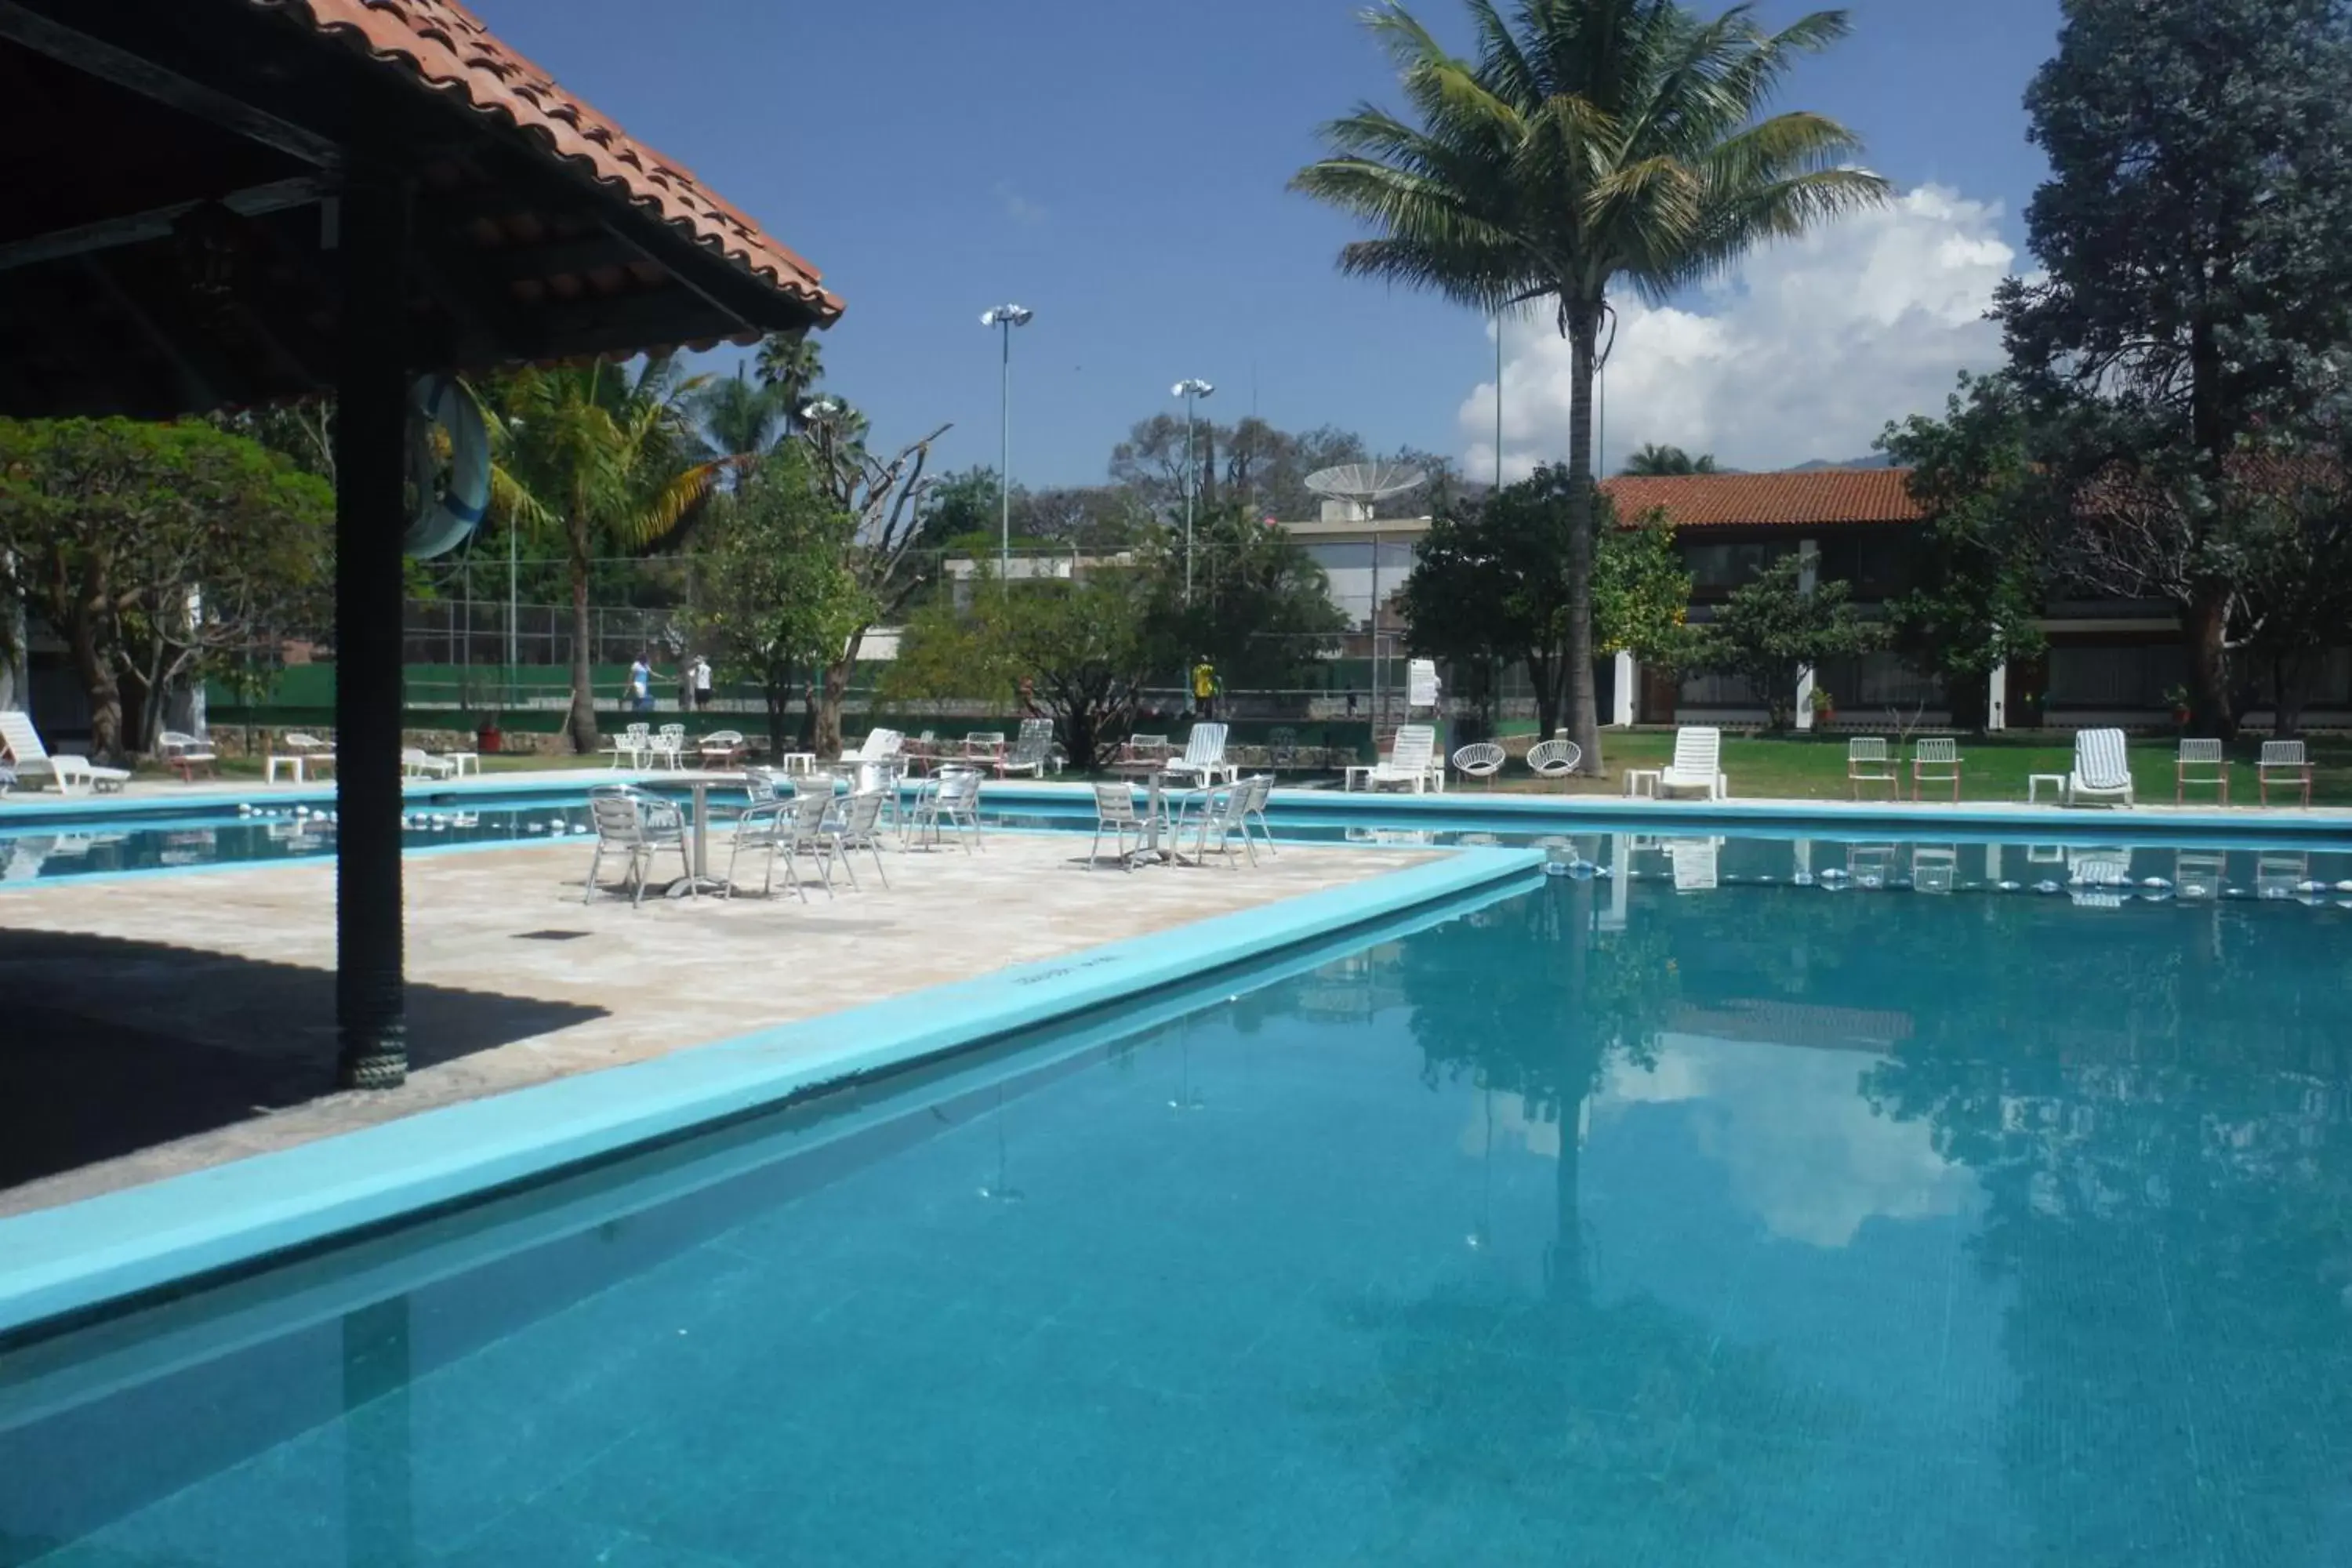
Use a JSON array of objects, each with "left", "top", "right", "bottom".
[
  {"left": 1592, "top": 506, "right": 1697, "bottom": 670},
  {"left": 886, "top": 573, "right": 1153, "bottom": 769},
  {"left": 1293, "top": 0, "right": 1889, "bottom": 773},
  {"left": 1693, "top": 554, "right": 1877, "bottom": 726},
  {"left": 800, "top": 416, "right": 951, "bottom": 757},
  {"left": 915, "top": 465, "right": 1002, "bottom": 552},
  {"left": 2232, "top": 433, "right": 2352, "bottom": 734},
  {"left": 1402, "top": 467, "right": 1693, "bottom": 739},
  {"left": 0, "top": 418, "right": 332, "bottom": 760},
  {"left": 753, "top": 331, "right": 826, "bottom": 423},
  {"left": 485, "top": 357, "right": 724, "bottom": 752},
  {"left": 1992, "top": 0, "right": 2352, "bottom": 734},
  {"left": 691, "top": 445, "right": 865, "bottom": 750},
  {"left": 1878, "top": 374, "right": 2053, "bottom": 728},
  {"left": 1140, "top": 503, "right": 1349, "bottom": 691},
  {"left": 690, "top": 372, "right": 793, "bottom": 468},
  {"left": 1621, "top": 443, "right": 1719, "bottom": 476}
]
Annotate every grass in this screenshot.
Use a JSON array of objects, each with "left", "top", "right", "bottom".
[{"left": 1480, "top": 731, "right": 2352, "bottom": 808}]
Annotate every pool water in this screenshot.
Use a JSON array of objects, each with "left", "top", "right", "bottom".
[{"left": 5, "top": 831, "right": 2352, "bottom": 1565}]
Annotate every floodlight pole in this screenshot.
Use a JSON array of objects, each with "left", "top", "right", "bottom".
[
  {"left": 982, "top": 305, "right": 1033, "bottom": 593},
  {"left": 1173, "top": 379, "right": 1214, "bottom": 604}
]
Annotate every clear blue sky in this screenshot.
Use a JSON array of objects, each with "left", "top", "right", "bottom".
[{"left": 474, "top": 0, "right": 2065, "bottom": 485}]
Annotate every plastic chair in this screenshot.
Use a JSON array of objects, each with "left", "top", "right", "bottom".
[{"left": 2175, "top": 739, "right": 2228, "bottom": 804}]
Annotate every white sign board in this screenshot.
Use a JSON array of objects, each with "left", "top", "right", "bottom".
[{"left": 1406, "top": 659, "right": 1439, "bottom": 707}]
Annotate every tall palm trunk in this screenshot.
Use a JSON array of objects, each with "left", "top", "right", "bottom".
[
  {"left": 565, "top": 514, "right": 598, "bottom": 753},
  {"left": 1563, "top": 308, "right": 1605, "bottom": 775}
]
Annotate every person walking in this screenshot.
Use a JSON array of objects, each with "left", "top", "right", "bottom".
[
  {"left": 1191, "top": 655, "right": 1219, "bottom": 722},
  {"left": 628, "top": 652, "right": 655, "bottom": 714}
]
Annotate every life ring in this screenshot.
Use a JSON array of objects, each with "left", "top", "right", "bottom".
[{"left": 403, "top": 375, "right": 490, "bottom": 559}]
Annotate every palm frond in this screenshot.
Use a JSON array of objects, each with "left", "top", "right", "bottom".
[{"left": 619, "top": 459, "right": 732, "bottom": 550}]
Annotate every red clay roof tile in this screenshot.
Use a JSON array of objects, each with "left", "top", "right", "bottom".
[
  {"left": 256, "top": 0, "right": 842, "bottom": 322},
  {"left": 1601, "top": 469, "right": 1922, "bottom": 528}
]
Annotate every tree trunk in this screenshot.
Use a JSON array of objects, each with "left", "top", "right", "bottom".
[
  {"left": 763, "top": 659, "right": 792, "bottom": 760},
  {"left": 815, "top": 661, "right": 851, "bottom": 757},
  {"left": 564, "top": 521, "right": 599, "bottom": 753},
  {"left": 2186, "top": 586, "right": 2234, "bottom": 739},
  {"left": 1527, "top": 652, "right": 1561, "bottom": 739},
  {"left": 1563, "top": 308, "right": 1605, "bottom": 775},
  {"left": 67, "top": 604, "right": 125, "bottom": 763}
]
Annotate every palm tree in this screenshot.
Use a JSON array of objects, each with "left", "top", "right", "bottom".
[
  {"left": 1623, "top": 443, "right": 1721, "bottom": 476},
  {"left": 753, "top": 332, "right": 826, "bottom": 426},
  {"left": 487, "top": 356, "right": 724, "bottom": 752},
  {"left": 691, "top": 372, "right": 792, "bottom": 467},
  {"left": 1292, "top": 0, "right": 1889, "bottom": 773}
]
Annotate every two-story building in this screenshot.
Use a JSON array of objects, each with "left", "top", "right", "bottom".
[{"left": 1284, "top": 468, "right": 2352, "bottom": 730}]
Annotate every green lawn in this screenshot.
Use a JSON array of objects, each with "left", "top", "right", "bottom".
[{"left": 1487, "top": 731, "right": 2350, "bottom": 808}]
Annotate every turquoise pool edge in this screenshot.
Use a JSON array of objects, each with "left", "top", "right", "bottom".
[{"left": 0, "top": 845, "right": 1545, "bottom": 1341}]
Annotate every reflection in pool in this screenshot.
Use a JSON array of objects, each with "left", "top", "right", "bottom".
[{"left": 3, "top": 829, "right": 2351, "bottom": 1565}]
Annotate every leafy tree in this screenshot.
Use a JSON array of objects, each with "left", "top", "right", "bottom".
[
  {"left": 1402, "top": 467, "right": 1693, "bottom": 739},
  {"left": 691, "top": 445, "right": 865, "bottom": 750},
  {"left": 1621, "top": 443, "right": 1719, "bottom": 476},
  {"left": 2232, "top": 429, "right": 2352, "bottom": 734},
  {"left": 483, "top": 357, "right": 724, "bottom": 752},
  {"left": 0, "top": 418, "right": 332, "bottom": 760},
  {"left": 1293, "top": 0, "right": 1889, "bottom": 772},
  {"left": 1693, "top": 554, "right": 1878, "bottom": 726},
  {"left": 1992, "top": 0, "right": 2352, "bottom": 733},
  {"left": 1877, "top": 374, "right": 2053, "bottom": 728},
  {"left": 916, "top": 465, "right": 1002, "bottom": 552},
  {"left": 1592, "top": 507, "right": 1697, "bottom": 669},
  {"left": 886, "top": 573, "right": 1153, "bottom": 769},
  {"left": 1140, "top": 503, "right": 1348, "bottom": 690}
]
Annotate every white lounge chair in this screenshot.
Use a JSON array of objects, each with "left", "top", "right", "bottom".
[
  {"left": 1659, "top": 727, "right": 1727, "bottom": 800},
  {"left": 2259, "top": 740, "right": 2311, "bottom": 807},
  {"left": 997, "top": 718, "right": 1055, "bottom": 778},
  {"left": 1526, "top": 738, "right": 1581, "bottom": 785},
  {"left": 1367, "top": 724, "right": 1436, "bottom": 793},
  {"left": 1846, "top": 736, "right": 1897, "bottom": 800},
  {"left": 1451, "top": 742, "right": 1505, "bottom": 787},
  {"left": 1911, "top": 738, "right": 1962, "bottom": 803},
  {"left": 2065, "top": 728, "right": 2135, "bottom": 808},
  {"left": 2176, "top": 738, "right": 2228, "bottom": 804},
  {"left": 401, "top": 747, "right": 459, "bottom": 779},
  {"left": 0, "top": 711, "right": 129, "bottom": 794},
  {"left": 1165, "top": 722, "right": 1235, "bottom": 786},
  {"left": 699, "top": 730, "right": 748, "bottom": 767},
  {"left": 159, "top": 730, "right": 217, "bottom": 781}
]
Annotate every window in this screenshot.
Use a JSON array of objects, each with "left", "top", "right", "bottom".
[{"left": 1682, "top": 539, "right": 1791, "bottom": 591}]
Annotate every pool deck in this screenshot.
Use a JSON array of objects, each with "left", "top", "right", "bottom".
[{"left": 1, "top": 829, "right": 1435, "bottom": 1218}]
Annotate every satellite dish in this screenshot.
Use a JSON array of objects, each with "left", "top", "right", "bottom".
[{"left": 1305, "top": 462, "right": 1428, "bottom": 521}]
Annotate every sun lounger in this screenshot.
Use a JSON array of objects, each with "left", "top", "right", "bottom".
[
  {"left": 1658, "top": 727, "right": 1727, "bottom": 800},
  {"left": 0, "top": 711, "right": 129, "bottom": 794},
  {"left": 2065, "top": 728, "right": 2134, "bottom": 807}
]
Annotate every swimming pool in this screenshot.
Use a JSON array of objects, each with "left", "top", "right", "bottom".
[{"left": 5, "top": 828, "right": 2350, "bottom": 1565}]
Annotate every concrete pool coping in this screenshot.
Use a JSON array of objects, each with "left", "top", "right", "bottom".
[
  {"left": 9, "top": 768, "right": 2350, "bottom": 842},
  {"left": 0, "top": 844, "right": 1545, "bottom": 1341}
]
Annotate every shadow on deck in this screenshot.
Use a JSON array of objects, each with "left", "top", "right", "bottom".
[{"left": 0, "top": 928, "right": 604, "bottom": 1193}]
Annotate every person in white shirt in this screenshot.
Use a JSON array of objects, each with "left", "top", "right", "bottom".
[
  {"left": 628, "top": 654, "right": 654, "bottom": 713},
  {"left": 691, "top": 655, "right": 713, "bottom": 711}
]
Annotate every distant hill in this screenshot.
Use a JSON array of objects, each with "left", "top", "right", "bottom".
[{"left": 1784, "top": 454, "right": 1896, "bottom": 471}]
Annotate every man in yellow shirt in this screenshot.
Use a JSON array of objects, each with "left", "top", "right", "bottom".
[{"left": 1191, "top": 656, "right": 1219, "bottom": 721}]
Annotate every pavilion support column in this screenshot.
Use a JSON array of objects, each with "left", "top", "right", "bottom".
[{"left": 333, "top": 171, "right": 412, "bottom": 1091}]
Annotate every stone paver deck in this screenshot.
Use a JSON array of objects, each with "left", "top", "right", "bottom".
[{"left": 1, "top": 832, "right": 1431, "bottom": 1215}]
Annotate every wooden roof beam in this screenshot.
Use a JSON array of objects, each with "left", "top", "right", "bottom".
[
  {"left": 0, "top": 3, "right": 343, "bottom": 169},
  {"left": 0, "top": 175, "right": 326, "bottom": 274}
]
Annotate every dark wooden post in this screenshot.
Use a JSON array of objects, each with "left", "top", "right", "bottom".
[{"left": 333, "top": 170, "right": 411, "bottom": 1090}]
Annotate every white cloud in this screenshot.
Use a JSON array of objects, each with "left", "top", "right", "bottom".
[
  {"left": 994, "top": 181, "right": 1047, "bottom": 224},
  {"left": 1597, "top": 1034, "right": 1979, "bottom": 1249},
  {"left": 1457, "top": 185, "right": 2018, "bottom": 480}
]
